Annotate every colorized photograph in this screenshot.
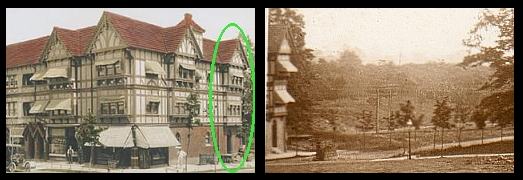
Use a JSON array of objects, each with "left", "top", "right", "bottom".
[{"left": 6, "top": 8, "right": 255, "bottom": 173}]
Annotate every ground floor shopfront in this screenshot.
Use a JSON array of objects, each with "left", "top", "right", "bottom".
[{"left": 7, "top": 122, "right": 244, "bottom": 169}]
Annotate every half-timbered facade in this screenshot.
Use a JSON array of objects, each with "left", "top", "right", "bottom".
[
  {"left": 266, "top": 25, "right": 297, "bottom": 157},
  {"left": 6, "top": 12, "right": 251, "bottom": 168}
]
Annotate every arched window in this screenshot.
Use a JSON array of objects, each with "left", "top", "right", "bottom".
[
  {"left": 176, "top": 132, "right": 181, "bottom": 144},
  {"left": 204, "top": 131, "right": 211, "bottom": 145}
]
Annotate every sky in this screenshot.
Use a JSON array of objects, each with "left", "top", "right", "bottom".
[
  {"left": 295, "top": 8, "right": 498, "bottom": 64},
  {"left": 6, "top": 8, "right": 255, "bottom": 45}
]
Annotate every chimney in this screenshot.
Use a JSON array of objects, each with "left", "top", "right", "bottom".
[{"left": 184, "top": 13, "right": 192, "bottom": 21}]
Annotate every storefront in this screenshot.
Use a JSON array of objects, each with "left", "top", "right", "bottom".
[
  {"left": 93, "top": 125, "right": 180, "bottom": 168},
  {"left": 47, "top": 126, "right": 77, "bottom": 160}
]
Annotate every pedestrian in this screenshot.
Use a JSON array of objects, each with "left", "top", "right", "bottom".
[
  {"left": 176, "top": 147, "right": 186, "bottom": 172},
  {"left": 67, "top": 146, "right": 74, "bottom": 164}
]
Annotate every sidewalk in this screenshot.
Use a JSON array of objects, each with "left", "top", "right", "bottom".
[
  {"left": 30, "top": 160, "right": 255, "bottom": 173},
  {"left": 265, "top": 151, "right": 316, "bottom": 161}
]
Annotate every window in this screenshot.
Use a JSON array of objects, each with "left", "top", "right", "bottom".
[
  {"left": 110, "top": 103, "right": 117, "bottom": 114},
  {"left": 6, "top": 102, "right": 16, "bottom": 117},
  {"left": 98, "top": 66, "right": 106, "bottom": 76},
  {"left": 146, "top": 102, "right": 159, "bottom": 114},
  {"left": 204, "top": 131, "right": 211, "bottom": 144},
  {"left": 115, "top": 63, "right": 121, "bottom": 74},
  {"left": 6, "top": 75, "right": 17, "bottom": 88},
  {"left": 146, "top": 73, "right": 158, "bottom": 79},
  {"left": 107, "top": 65, "right": 114, "bottom": 75},
  {"left": 22, "top": 74, "right": 34, "bottom": 86},
  {"left": 97, "top": 62, "right": 121, "bottom": 77},
  {"left": 101, "top": 103, "right": 108, "bottom": 114},
  {"left": 23, "top": 102, "right": 33, "bottom": 116},
  {"left": 101, "top": 101, "right": 124, "bottom": 115},
  {"left": 176, "top": 133, "right": 181, "bottom": 144},
  {"left": 118, "top": 102, "right": 124, "bottom": 114}
]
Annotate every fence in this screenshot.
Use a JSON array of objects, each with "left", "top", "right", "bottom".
[{"left": 289, "top": 126, "right": 514, "bottom": 156}]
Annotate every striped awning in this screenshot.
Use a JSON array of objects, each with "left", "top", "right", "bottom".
[
  {"left": 146, "top": 96, "right": 160, "bottom": 103},
  {"left": 100, "top": 96, "right": 125, "bottom": 102},
  {"left": 42, "top": 67, "right": 69, "bottom": 79},
  {"left": 95, "top": 59, "right": 120, "bottom": 66},
  {"left": 29, "top": 100, "right": 49, "bottom": 114},
  {"left": 135, "top": 126, "right": 180, "bottom": 148},
  {"left": 277, "top": 59, "right": 298, "bottom": 73},
  {"left": 45, "top": 99, "right": 71, "bottom": 111},
  {"left": 232, "top": 71, "right": 244, "bottom": 78},
  {"left": 179, "top": 63, "right": 196, "bottom": 70},
  {"left": 274, "top": 89, "right": 295, "bottom": 104},
  {"left": 145, "top": 61, "right": 166, "bottom": 75},
  {"left": 30, "top": 71, "right": 46, "bottom": 81},
  {"left": 98, "top": 125, "right": 180, "bottom": 148},
  {"left": 98, "top": 126, "right": 134, "bottom": 148}
]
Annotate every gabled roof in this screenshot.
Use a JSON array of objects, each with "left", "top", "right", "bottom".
[
  {"left": 163, "top": 25, "right": 187, "bottom": 53},
  {"left": 54, "top": 26, "right": 96, "bottom": 56},
  {"left": 268, "top": 24, "right": 294, "bottom": 54},
  {"left": 104, "top": 11, "right": 167, "bottom": 53},
  {"left": 6, "top": 36, "right": 49, "bottom": 68},
  {"left": 6, "top": 11, "right": 245, "bottom": 69},
  {"left": 202, "top": 38, "right": 241, "bottom": 64}
]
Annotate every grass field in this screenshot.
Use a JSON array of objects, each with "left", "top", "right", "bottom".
[
  {"left": 290, "top": 127, "right": 514, "bottom": 153},
  {"left": 415, "top": 140, "right": 513, "bottom": 157},
  {"left": 266, "top": 155, "right": 514, "bottom": 173}
]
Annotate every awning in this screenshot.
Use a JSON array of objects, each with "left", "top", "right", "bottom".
[
  {"left": 9, "top": 127, "right": 25, "bottom": 138},
  {"left": 98, "top": 126, "right": 180, "bottom": 148},
  {"left": 146, "top": 96, "right": 160, "bottom": 103},
  {"left": 95, "top": 59, "right": 120, "bottom": 66},
  {"left": 145, "top": 61, "right": 166, "bottom": 75},
  {"left": 42, "top": 67, "right": 69, "bottom": 79},
  {"left": 45, "top": 99, "right": 71, "bottom": 111},
  {"left": 30, "top": 71, "right": 46, "bottom": 81},
  {"left": 100, "top": 96, "right": 125, "bottom": 103},
  {"left": 232, "top": 71, "right": 244, "bottom": 78},
  {"left": 277, "top": 59, "right": 298, "bottom": 73},
  {"left": 135, "top": 126, "right": 180, "bottom": 148},
  {"left": 29, "top": 100, "right": 49, "bottom": 114},
  {"left": 274, "top": 89, "right": 296, "bottom": 104},
  {"left": 98, "top": 126, "right": 134, "bottom": 148},
  {"left": 179, "top": 63, "right": 196, "bottom": 70}
]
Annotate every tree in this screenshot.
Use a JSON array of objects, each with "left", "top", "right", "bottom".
[
  {"left": 431, "top": 97, "right": 453, "bottom": 154},
  {"left": 75, "top": 111, "right": 103, "bottom": 166},
  {"left": 356, "top": 110, "right": 375, "bottom": 132},
  {"left": 239, "top": 69, "right": 253, "bottom": 145},
  {"left": 460, "top": 8, "right": 514, "bottom": 127},
  {"left": 397, "top": 100, "right": 415, "bottom": 127},
  {"left": 338, "top": 49, "right": 362, "bottom": 67},
  {"left": 453, "top": 103, "right": 470, "bottom": 146},
  {"left": 411, "top": 114, "right": 424, "bottom": 130},
  {"left": 184, "top": 76, "right": 201, "bottom": 171},
  {"left": 270, "top": 8, "right": 315, "bottom": 133},
  {"left": 471, "top": 108, "right": 487, "bottom": 144},
  {"left": 356, "top": 110, "right": 374, "bottom": 151},
  {"left": 383, "top": 111, "right": 399, "bottom": 146}
]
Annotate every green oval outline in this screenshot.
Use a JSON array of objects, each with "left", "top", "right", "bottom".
[{"left": 207, "top": 22, "right": 255, "bottom": 173}]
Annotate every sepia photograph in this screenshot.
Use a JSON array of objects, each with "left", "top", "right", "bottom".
[
  {"left": 5, "top": 8, "right": 255, "bottom": 173},
  {"left": 265, "top": 8, "right": 513, "bottom": 173}
]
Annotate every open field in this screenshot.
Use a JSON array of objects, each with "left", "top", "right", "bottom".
[
  {"left": 290, "top": 127, "right": 514, "bottom": 153},
  {"left": 266, "top": 155, "right": 513, "bottom": 173}
]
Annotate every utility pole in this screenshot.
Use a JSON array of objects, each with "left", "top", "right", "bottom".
[{"left": 376, "top": 89, "right": 379, "bottom": 134}]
